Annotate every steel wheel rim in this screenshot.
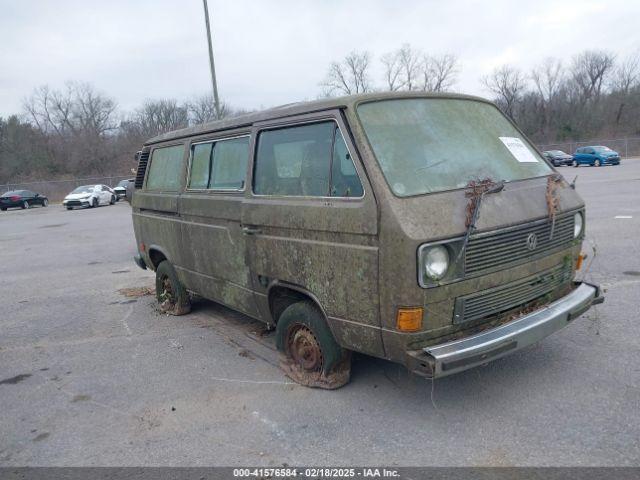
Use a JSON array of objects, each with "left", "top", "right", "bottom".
[{"left": 287, "top": 325, "right": 323, "bottom": 372}]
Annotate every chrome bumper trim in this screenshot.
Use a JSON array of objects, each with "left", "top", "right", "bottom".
[{"left": 424, "top": 282, "right": 602, "bottom": 378}]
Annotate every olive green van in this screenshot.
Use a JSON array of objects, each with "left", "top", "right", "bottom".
[{"left": 131, "top": 92, "right": 603, "bottom": 388}]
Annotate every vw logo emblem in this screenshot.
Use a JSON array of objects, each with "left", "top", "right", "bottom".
[{"left": 526, "top": 233, "right": 538, "bottom": 251}]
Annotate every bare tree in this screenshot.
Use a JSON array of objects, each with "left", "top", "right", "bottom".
[
  {"left": 380, "top": 51, "right": 404, "bottom": 91},
  {"left": 396, "top": 44, "right": 422, "bottom": 91},
  {"left": 23, "top": 82, "right": 117, "bottom": 137},
  {"left": 321, "top": 51, "right": 372, "bottom": 96},
  {"left": 188, "top": 94, "right": 228, "bottom": 123},
  {"left": 530, "top": 58, "right": 564, "bottom": 137},
  {"left": 570, "top": 50, "right": 616, "bottom": 103},
  {"left": 609, "top": 52, "right": 639, "bottom": 94},
  {"left": 531, "top": 58, "right": 563, "bottom": 102},
  {"left": 132, "top": 99, "right": 189, "bottom": 137},
  {"left": 482, "top": 65, "right": 527, "bottom": 119},
  {"left": 421, "top": 54, "right": 459, "bottom": 92}
]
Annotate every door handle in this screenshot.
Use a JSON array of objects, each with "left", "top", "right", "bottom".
[{"left": 242, "top": 226, "right": 262, "bottom": 235}]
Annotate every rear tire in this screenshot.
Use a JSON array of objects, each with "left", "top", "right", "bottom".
[
  {"left": 66, "top": 207, "right": 72, "bottom": 210},
  {"left": 276, "top": 301, "right": 351, "bottom": 389},
  {"left": 0, "top": 208, "right": 6, "bottom": 211},
  {"left": 155, "top": 260, "right": 191, "bottom": 315},
  {"left": 42, "top": 199, "right": 49, "bottom": 207},
  {"left": 595, "top": 159, "right": 601, "bottom": 167},
  {"left": 21, "top": 201, "right": 29, "bottom": 209},
  {"left": 109, "top": 195, "right": 116, "bottom": 205},
  {"left": 91, "top": 198, "right": 97, "bottom": 208},
  {"left": 573, "top": 160, "right": 579, "bottom": 167}
]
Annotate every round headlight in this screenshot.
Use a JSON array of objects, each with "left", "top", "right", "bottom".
[
  {"left": 574, "top": 212, "right": 584, "bottom": 238},
  {"left": 424, "top": 245, "right": 450, "bottom": 280}
]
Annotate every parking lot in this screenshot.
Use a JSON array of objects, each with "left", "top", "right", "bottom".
[{"left": 1, "top": 161, "right": 639, "bottom": 467}]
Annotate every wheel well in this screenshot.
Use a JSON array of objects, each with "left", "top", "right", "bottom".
[
  {"left": 269, "top": 286, "right": 318, "bottom": 325},
  {"left": 148, "top": 249, "right": 167, "bottom": 270}
]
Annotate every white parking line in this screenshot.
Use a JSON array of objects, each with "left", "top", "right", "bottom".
[{"left": 614, "top": 215, "right": 633, "bottom": 219}]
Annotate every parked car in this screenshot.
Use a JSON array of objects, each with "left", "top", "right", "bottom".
[
  {"left": 113, "top": 179, "right": 133, "bottom": 200},
  {"left": 129, "top": 92, "right": 602, "bottom": 389},
  {"left": 543, "top": 150, "right": 573, "bottom": 167},
  {"left": 62, "top": 185, "right": 116, "bottom": 210},
  {"left": 0, "top": 190, "right": 49, "bottom": 210},
  {"left": 572, "top": 146, "right": 621, "bottom": 167}
]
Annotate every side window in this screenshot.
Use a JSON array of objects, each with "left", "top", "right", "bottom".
[
  {"left": 210, "top": 137, "right": 249, "bottom": 189},
  {"left": 331, "top": 128, "right": 364, "bottom": 197},
  {"left": 189, "top": 142, "right": 213, "bottom": 189},
  {"left": 254, "top": 122, "right": 363, "bottom": 197},
  {"left": 254, "top": 122, "right": 333, "bottom": 196},
  {"left": 146, "top": 145, "right": 184, "bottom": 191},
  {"left": 188, "top": 136, "right": 249, "bottom": 190}
]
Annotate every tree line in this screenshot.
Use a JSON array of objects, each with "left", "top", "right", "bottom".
[
  {"left": 321, "top": 45, "right": 640, "bottom": 144},
  {"left": 0, "top": 82, "right": 250, "bottom": 184},
  {"left": 1, "top": 45, "right": 638, "bottom": 184}
]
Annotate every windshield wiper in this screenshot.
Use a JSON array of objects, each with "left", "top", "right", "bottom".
[{"left": 456, "top": 180, "right": 505, "bottom": 262}]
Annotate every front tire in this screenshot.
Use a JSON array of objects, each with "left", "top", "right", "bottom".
[
  {"left": 155, "top": 260, "right": 191, "bottom": 315},
  {"left": 109, "top": 195, "right": 116, "bottom": 205},
  {"left": 573, "top": 160, "right": 579, "bottom": 167},
  {"left": 21, "top": 201, "right": 29, "bottom": 209},
  {"left": 42, "top": 199, "right": 49, "bottom": 207},
  {"left": 276, "top": 301, "right": 351, "bottom": 389},
  {"left": 66, "top": 206, "right": 72, "bottom": 210},
  {"left": 91, "top": 198, "right": 98, "bottom": 208}
]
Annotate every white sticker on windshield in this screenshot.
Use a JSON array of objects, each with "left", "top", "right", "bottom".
[{"left": 499, "top": 137, "right": 539, "bottom": 163}]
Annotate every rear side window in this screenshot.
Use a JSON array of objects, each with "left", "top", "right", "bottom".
[
  {"left": 188, "top": 136, "right": 249, "bottom": 190},
  {"left": 254, "top": 122, "right": 363, "bottom": 197},
  {"left": 146, "top": 145, "right": 184, "bottom": 191}
]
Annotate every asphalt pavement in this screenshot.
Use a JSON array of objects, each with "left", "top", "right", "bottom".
[{"left": 1, "top": 161, "right": 639, "bottom": 466}]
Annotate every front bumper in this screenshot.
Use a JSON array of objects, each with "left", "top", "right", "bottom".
[
  {"left": 133, "top": 253, "right": 147, "bottom": 270},
  {"left": 407, "top": 282, "right": 603, "bottom": 378},
  {"left": 63, "top": 199, "right": 91, "bottom": 207}
]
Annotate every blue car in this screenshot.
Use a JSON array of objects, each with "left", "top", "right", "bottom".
[{"left": 572, "top": 146, "right": 621, "bottom": 167}]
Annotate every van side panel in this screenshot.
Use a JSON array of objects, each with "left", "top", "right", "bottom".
[
  {"left": 178, "top": 192, "right": 259, "bottom": 318},
  {"left": 241, "top": 112, "right": 384, "bottom": 357},
  {"left": 132, "top": 144, "right": 187, "bottom": 271}
]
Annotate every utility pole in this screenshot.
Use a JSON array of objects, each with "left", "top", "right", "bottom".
[{"left": 202, "top": 0, "right": 221, "bottom": 118}]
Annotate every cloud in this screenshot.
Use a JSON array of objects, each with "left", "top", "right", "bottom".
[{"left": 0, "top": 0, "right": 638, "bottom": 117}]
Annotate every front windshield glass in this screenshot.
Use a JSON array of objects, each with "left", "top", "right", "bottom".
[
  {"left": 71, "top": 186, "right": 94, "bottom": 194},
  {"left": 594, "top": 146, "right": 612, "bottom": 152},
  {"left": 357, "top": 98, "right": 553, "bottom": 196},
  {"left": 117, "top": 180, "right": 128, "bottom": 187}
]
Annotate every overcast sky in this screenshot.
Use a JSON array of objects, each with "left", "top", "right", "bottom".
[{"left": 1, "top": 0, "right": 638, "bottom": 118}]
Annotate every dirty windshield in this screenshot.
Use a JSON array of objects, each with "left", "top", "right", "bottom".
[{"left": 357, "top": 98, "right": 553, "bottom": 196}]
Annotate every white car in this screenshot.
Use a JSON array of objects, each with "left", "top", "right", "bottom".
[{"left": 63, "top": 184, "right": 116, "bottom": 210}]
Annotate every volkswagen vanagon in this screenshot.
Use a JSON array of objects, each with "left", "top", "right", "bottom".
[{"left": 131, "top": 92, "right": 603, "bottom": 388}]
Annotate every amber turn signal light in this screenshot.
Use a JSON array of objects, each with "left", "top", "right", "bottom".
[
  {"left": 576, "top": 252, "right": 587, "bottom": 271},
  {"left": 396, "top": 307, "right": 423, "bottom": 332}
]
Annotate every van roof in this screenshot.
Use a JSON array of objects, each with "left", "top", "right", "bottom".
[{"left": 145, "top": 91, "right": 489, "bottom": 145}]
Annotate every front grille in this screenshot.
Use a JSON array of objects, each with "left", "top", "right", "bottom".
[
  {"left": 454, "top": 263, "right": 572, "bottom": 324},
  {"left": 134, "top": 150, "right": 150, "bottom": 189},
  {"left": 464, "top": 213, "right": 575, "bottom": 275},
  {"left": 66, "top": 200, "right": 83, "bottom": 206}
]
